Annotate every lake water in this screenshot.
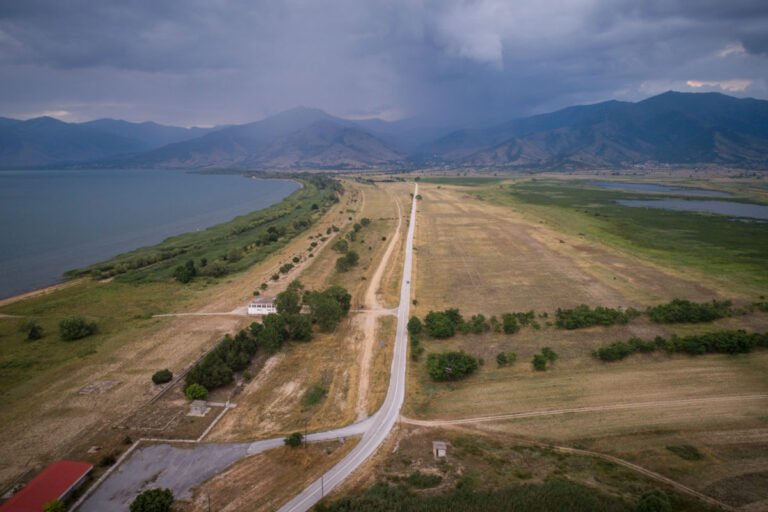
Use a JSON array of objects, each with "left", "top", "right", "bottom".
[
  {"left": 591, "top": 181, "right": 731, "bottom": 196},
  {"left": 616, "top": 199, "right": 768, "bottom": 221},
  {"left": 0, "top": 170, "right": 299, "bottom": 298}
]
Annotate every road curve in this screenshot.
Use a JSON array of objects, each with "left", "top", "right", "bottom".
[{"left": 277, "top": 183, "right": 418, "bottom": 512}]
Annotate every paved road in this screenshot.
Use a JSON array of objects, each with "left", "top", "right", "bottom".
[
  {"left": 77, "top": 185, "right": 417, "bottom": 511},
  {"left": 276, "top": 183, "right": 418, "bottom": 512}
]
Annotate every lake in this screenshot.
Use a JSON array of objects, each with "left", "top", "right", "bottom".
[
  {"left": 0, "top": 170, "right": 299, "bottom": 298},
  {"left": 616, "top": 199, "right": 768, "bottom": 221},
  {"left": 591, "top": 181, "right": 731, "bottom": 196}
]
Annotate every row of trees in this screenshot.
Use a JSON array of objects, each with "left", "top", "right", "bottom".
[
  {"left": 594, "top": 330, "right": 768, "bottom": 362},
  {"left": 555, "top": 305, "right": 639, "bottom": 330},
  {"left": 646, "top": 299, "right": 733, "bottom": 324},
  {"left": 183, "top": 281, "right": 351, "bottom": 397},
  {"left": 416, "top": 309, "right": 539, "bottom": 339}
]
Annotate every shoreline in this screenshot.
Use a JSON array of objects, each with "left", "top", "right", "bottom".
[{"left": 0, "top": 173, "right": 304, "bottom": 305}]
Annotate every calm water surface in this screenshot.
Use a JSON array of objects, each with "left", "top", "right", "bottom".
[
  {"left": 0, "top": 170, "right": 299, "bottom": 298},
  {"left": 617, "top": 199, "right": 768, "bottom": 221},
  {"left": 591, "top": 181, "right": 731, "bottom": 196}
]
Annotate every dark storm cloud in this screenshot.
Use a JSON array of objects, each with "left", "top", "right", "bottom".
[{"left": 0, "top": 0, "right": 766, "bottom": 126}]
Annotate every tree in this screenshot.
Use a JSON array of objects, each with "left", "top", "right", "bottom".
[
  {"left": 331, "top": 239, "right": 349, "bottom": 253},
  {"left": 360, "top": 217, "right": 371, "bottom": 227},
  {"left": 184, "top": 383, "right": 208, "bottom": 401},
  {"left": 173, "top": 264, "right": 194, "bottom": 283},
  {"left": 496, "top": 352, "right": 508, "bottom": 366},
  {"left": 502, "top": 314, "right": 519, "bottom": 334},
  {"left": 43, "top": 500, "right": 66, "bottom": 512},
  {"left": 635, "top": 489, "right": 672, "bottom": 512},
  {"left": 335, "top": 250, "right": 359, "bottom": 272},
  {"left": 276, "top": 289, "right": 301, "bottom": 315},
  {"left": 285, "top": 314, "right": 312, "bottom": 341},
  {"left": 424, "top": 311, "right": 454, "bottom": 338},
  {"left": 532, "top": 354, "right": 547, "bottom": 371},
  {"left": 152, "top": 369, "right": 173, "bottom": 385},
  {"left": 311, "top": 295, "right": 343, "bottom": 332},
  {"left": 542, "top": 347, "right": 558, "bottom": 362},
  {"left": 285, "top": 432, "right": 304, "bottom": 448},
  {"left": 19, "top": 319, "right": 43, "bottom": 340},
  {"left": 59, "top": 315, "right": 96, "bottom": 341},
  {"left": 130, "top": 488, "right": 174, "bottom": 512},
  {"left": 407, "top": 316, "right": 423, "bottom": 336},
  {"left": 426, "top": 351, "right": 479, "bottom": 381}
]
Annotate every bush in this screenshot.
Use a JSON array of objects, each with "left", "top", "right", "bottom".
[
  {"left": 542, "top": 347, "right": 558, "bottom": 362},
  {"left": 59, "top": 315, "right": 96, "bottom": 341},
  {"left": 130, "top": 488, "right": 174, "bottom": 512},
  {"left": 335, "top": 250, "right": 360, "bottom": 272},
  {"left": 19, "top": 319, "right": 43, "bottom": 340},
  {"left": 285, "top": 432, "right": 303, "bottom": 447},
  {"left": 405, "top": 471, "right": 442, "bottom": 489},
  {"left": 99, "top": 453, "right": 116, "bottom": 467},
  {"left": 502, "top": 314, "right": 519, "bottom": 334},
  {"left": 646, "top": 299, "right": 732, "bottom": 324},
  {"left": 331, "top": 239, "right": 349, "bottom": 253},
  {"left": 151, "top": 369, "right": 173, "bottom": 385},
  {"left": 496, "top": 352, "right": 508, "bottom": 366},
  {"left": 184, "top": 383, "right": 208, "bottom": 401},
  {"left": 302, "top": 384, "right": 326, "bottom": 405},
  {"left": 407, "top": 316, "right": 423, "bottom": 336},
  {"left": 426, "top": 351, "right": 479, "bottom": 381},
  {"left": 243, "top": 370, "right": 252, "bottom": 381},
  {"left": 532, "top": 354, "right": 548, "bottom": 371},
  {"left": 635, "top": 489, "right": 671, "bottom": 512},
  {"left": 271, "top": 273, "right": 280, "bottom": 281},
  {"left": 43, "top": 500, "right": 66, "bottom": 512}
]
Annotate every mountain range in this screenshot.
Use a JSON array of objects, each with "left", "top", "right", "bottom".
[{"left": 2, "top": 91, "right": 767, "bottom": 170}]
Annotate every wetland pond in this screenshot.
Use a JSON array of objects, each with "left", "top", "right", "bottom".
[
  {"left": 616, "top": 199, "right": 768, "bottom": 221},
  {"left": 591, "top": 181, "right": 731, "bottom": 196}
]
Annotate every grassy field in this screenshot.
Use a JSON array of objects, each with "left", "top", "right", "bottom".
[
  {"left": 178, "top": 439, "right": 360, "bottom": 512},
  {"left": 322, "top": 426, "right": 716, "bottom": 512},
  {"left": 207, "top": 181, "right": 406, "bottom": 441},
  {"left": 0, "top": 176, "right": 357, "bottom": 490},
  {"left": 477, "top": 179, "right": 768, "bottom": 294},
  {"left": 403, "top": 179, "right": 768, "bottom": 510}
]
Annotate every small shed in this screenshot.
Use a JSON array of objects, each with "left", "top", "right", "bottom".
[
  {"left": 0, "top": 461, "right": 93, "bottom": 512},
  {"left": 432, "top": 441, "right": 448, "bottom": 459},
  {"left": 188, "top": 400, "right": 210, "bottom": 417},
  {"left": 248, "top": 296, "right": 277, "bottom": 315}
]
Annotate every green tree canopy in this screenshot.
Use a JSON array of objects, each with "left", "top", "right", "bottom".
[
  {"left": 59, "top": 315, "right": 96, "bottom": 341},
  {"left": 130, "top": 488, "right": 174, "bottom": 512}
]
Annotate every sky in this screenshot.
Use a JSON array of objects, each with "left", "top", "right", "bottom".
[{"left": 0, "top": 0, "right": 767, "bottom": 128}]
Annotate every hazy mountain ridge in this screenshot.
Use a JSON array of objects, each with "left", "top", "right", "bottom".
[{"left": 1, "top": 92, "right": 767, "bottom": 170}]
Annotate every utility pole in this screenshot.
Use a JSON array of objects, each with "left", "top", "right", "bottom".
[{"left": 321, "top": 474, "right": 324, "bottom": 498}]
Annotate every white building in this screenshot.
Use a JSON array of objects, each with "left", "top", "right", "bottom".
[{"left": 248, "top": 296, "right": 277, "bottom": 315}]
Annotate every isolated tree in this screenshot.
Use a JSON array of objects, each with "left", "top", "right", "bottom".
[
  {"left": 496, "top": 352, "right": 508, "bottom": 366},
  {"left": 59, "top": 315, "right": 96, "bottom": 341},
  {"left": 151, "top": 369, "right": 173, "bottom": 385},
  {"left": 532, "top": 353, "right": 548, "bottom": 371},
  {"left": 285, "top": 432, "right": 304, "bottom": 448},
  {"left": 130, "top": 488, "right": 174, "bottom": 512},
  {"left": 542, "top": 347, "right": 558, "bottom": 362}
]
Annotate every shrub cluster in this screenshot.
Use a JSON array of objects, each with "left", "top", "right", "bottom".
[
  {"left": 335, "top": 250, "right": 360, "bottom": 272},
  {"left": 59, "top": 315, "right": 97, "bottom": 341},
  {"left": 594, "top": 330, "right": 768, "bottom": 362},
  {"left": 130, "top": 488, "right": 174, "bottom": 512},
  {"left": 496, "top": 351, "right": 517, "bottom": 366},
  {"left": 555, "top": 305, "right": 639, "bottom": 329},
  {"left": 426, "top": 351, "right": 479, "bottom": 381},
  {"left": 19, "top": 319, "right": 43, "bottom": 340},
  {"left": 151, "top": 369, "right": 173, "bottom": 385},
  {"left": 532, "top": 347, "right": 557, "bottom": 371},
  {"left": 646, "top": 299, "right": 733, "bottom": 323},
  {"left": 304, "top": 285, "right": 352, "bottom": 331},
  {"left": 424, "top": 309, "right": 463, "bottom": 338}
]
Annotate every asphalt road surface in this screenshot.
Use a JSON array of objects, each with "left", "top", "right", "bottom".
[{"left": 276, "top": 183, "right": 418, "bottom": 512}]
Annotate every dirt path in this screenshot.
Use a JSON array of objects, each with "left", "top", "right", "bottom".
[
  {"left": 354, "top": 189, "right": 403, "bottom": 421},
  {"left": 400, "top": 394, "right": 768, "bottom": 426}
]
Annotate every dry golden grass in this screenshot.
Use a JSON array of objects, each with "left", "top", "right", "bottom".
[
  {"left": 403, "top": 182, "right": 768, "bottom": 510},
  {"left": 178, "top": 439, "right": 360, "bottom": 512},
  {"left": 208, "top": 182, "right": 405, "bottom": 440},
  {"left": 0, "top": 182, "right": 363, "bottom": 490},
  {"left": 366, "top": 315, "right": 396, "bottom": 416}
]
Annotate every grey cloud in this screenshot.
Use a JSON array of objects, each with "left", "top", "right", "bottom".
[{"left": 0, "top": 0, "right": 766, "bottom": 127}]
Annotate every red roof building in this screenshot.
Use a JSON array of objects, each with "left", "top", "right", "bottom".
[{"left": 0, "top": 461, "right": 93, "bottom": 512}]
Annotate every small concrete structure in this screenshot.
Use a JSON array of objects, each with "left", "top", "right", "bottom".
[
  {"left": 247, "top": 296, "right": 277, "bottom": 315},
  {"left": 432, "top": 441, "right": 448, "bottom": 459},
  {"left": 188, "top": 400, "right": 211, "bottom": 417}
]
